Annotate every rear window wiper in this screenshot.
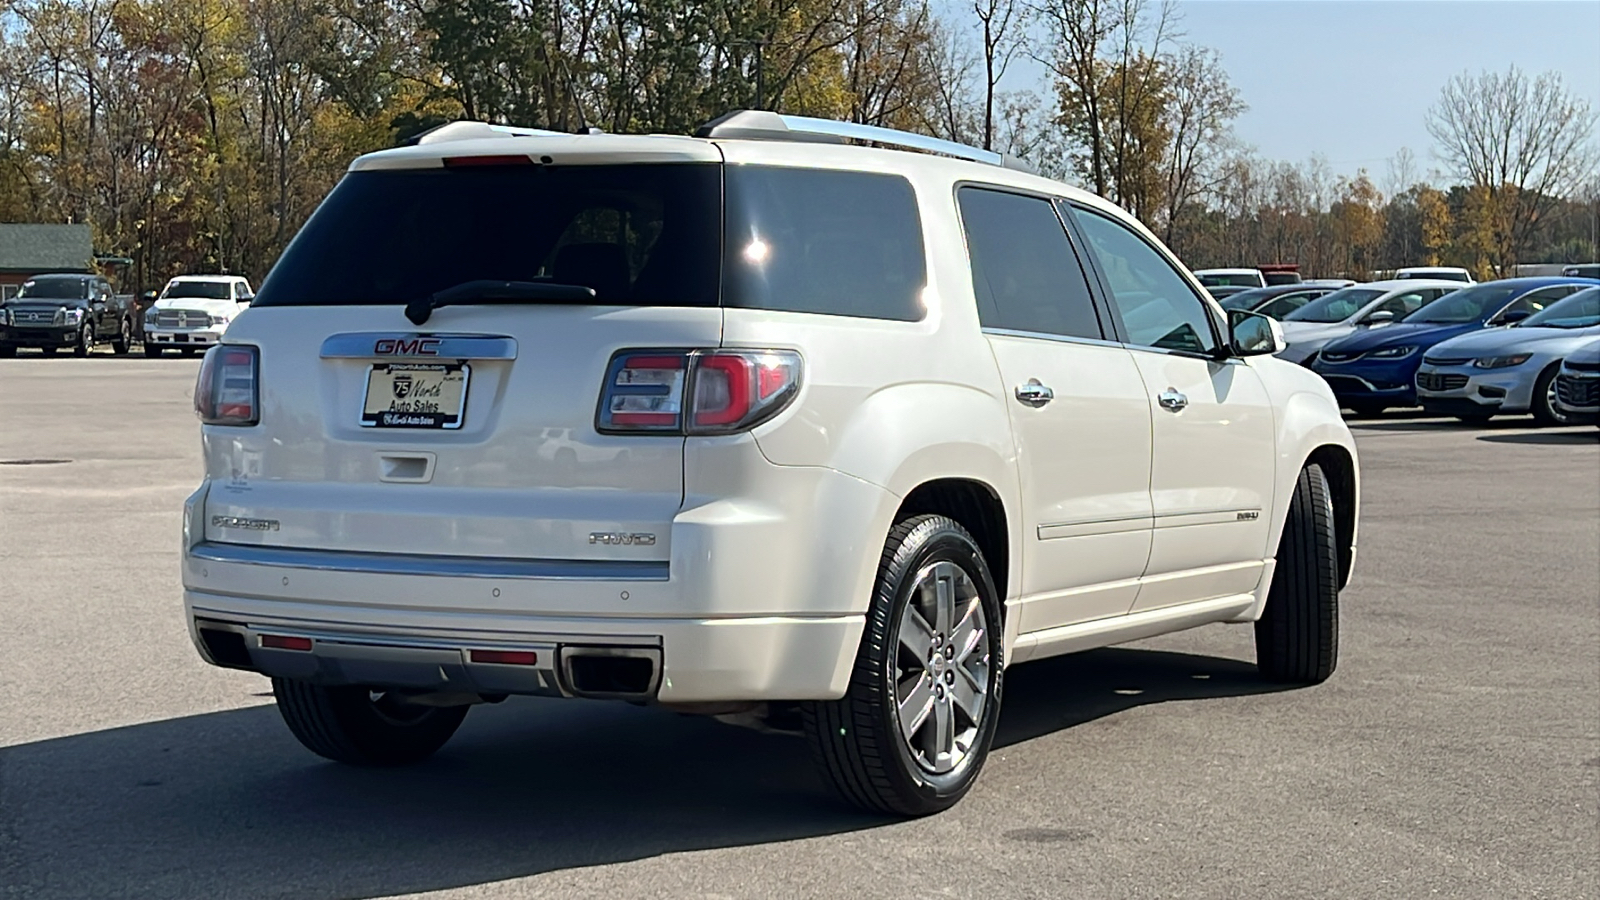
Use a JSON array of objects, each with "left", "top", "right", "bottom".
[{"left": 405, "top": 280, "right": 597, "bottom": 325}]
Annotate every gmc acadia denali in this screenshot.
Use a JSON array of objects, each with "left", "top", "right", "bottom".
[{"left": 183, "top": 112, "right": 1360, "bottom": 815}]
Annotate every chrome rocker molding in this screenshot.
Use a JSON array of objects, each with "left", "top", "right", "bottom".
[{"left": 189, "top": 541, "right": 669, "bottom": 581}]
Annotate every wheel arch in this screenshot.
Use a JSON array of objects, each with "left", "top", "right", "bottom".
[
  {"left": 894, "top": 478, "right": 1011, "bottom": 609},
  {"left": 1304, "top": 443, "right": 1358, "bottom": 590}
]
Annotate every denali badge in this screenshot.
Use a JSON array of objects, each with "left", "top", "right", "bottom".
[
  {"left": 589, "top": 532, "right": 657, "bottom": 546},
  {"left": 1236, "top": 511, "right": 1260, "bottom": 521},
  {"left": 212, "top": 515, "right": 280, "bottom": 531},
  {"left": 374, "top": 337, "right": 441, "bottom": 356}
]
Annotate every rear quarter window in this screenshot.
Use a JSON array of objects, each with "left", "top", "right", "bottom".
[{"left": 723, "top": 167, "right": 927, "bottom": 322}]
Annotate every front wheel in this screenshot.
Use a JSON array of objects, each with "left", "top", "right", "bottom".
[
  {"left": 73, "top": 324, "right": 93, "bottom": 357},
  {"left": 0, "top": 344, "right": 14, "bottom": 358},
  {"left": 1530, "top": 365, "right": 1570, "bottom": 427},
  {"left": 802, "top": 515, "right": 1004, "bottom": 816},
  {"left": 143, "top": 343, "right": 162, "bottom": 358},
  {"left": 1256, "top": 463, "right": 1339, "bottom": 684},
  {"left": 272, "top": 678, "right": 469, "bottom": 766},
  {"left": 110, "top": 318, "right": 132, "bottom": 355}
]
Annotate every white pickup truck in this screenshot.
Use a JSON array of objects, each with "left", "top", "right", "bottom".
[{"left": 143, "top": 275, "right": 254, "bottom": 356}]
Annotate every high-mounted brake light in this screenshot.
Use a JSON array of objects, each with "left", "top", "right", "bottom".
[
  {"left": 597, "top": 349, "right": 802, "bottom": 435},
  {"left": 195, "top": 344, "right": 260, "bottom": 426},
  {"left": 441, "top": 155, "right": 535, "bottom": 168}
]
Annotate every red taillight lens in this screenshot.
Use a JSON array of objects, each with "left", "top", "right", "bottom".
[
  {"left": 195, "top": 344, "right": 259, "bottom": 426},
  {"left": 596, "top": 349, "right": 801, "bottom": 435},
  {"left": 469, "top": 649, "right": 540, "bottom": 666},
  {"left": 260, "top": 634, "right": 312, "bottom": 652}
]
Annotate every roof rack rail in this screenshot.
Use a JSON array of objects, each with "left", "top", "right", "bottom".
[
  {"left": 695, "top": 110, "right": 1037, "bottom": 174},
  {"left": 408, "top": 121, "right": 568, "bottom": 146}
]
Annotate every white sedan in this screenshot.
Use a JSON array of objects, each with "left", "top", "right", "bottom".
[{"left": 1276, "top": 279, "right": 1463, "bottom": 364}]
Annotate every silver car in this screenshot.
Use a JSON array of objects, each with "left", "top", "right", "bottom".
[
  {"left": 1276, "top": 279, "right": 1462, "bottom": 364},
  {"left": 1416, "top": 287, "right": 1600, "bottom": 425},
  {"left": 1553, "top": 336, "right": 1600, "bottom": 424}
]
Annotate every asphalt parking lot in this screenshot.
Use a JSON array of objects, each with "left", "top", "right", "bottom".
[{"left": 1, "top": 355, "right": 1596, "bottom": 900}]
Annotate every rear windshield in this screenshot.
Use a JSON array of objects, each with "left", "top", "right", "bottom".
[
  {"left": 1283, "top": 288, "right": 1384, "bottom": 323},
  {"left": 1197, "top": 272, "right": 1260, "bottom": 287},
  {"left": 163, "top": 281, "right": 234, "bottom": 300},
  {"left": 17, "top": 278, "right": 89, "bottom": 300},
  {"left": 253, "top": 163, "right": 927, "bottom": 322}
]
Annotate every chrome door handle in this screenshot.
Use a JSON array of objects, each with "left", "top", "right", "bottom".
[
  {"left": 1158, "top": 388, "right": 1188, "bottom": 412},
  {"left": 1015, "top": 379, "right": 1055, "bottom": 405}
]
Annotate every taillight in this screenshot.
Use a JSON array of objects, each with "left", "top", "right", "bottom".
[
  {"left": 194, "top": 344, "right": 259, "bottom": 426},
  {"left": 597, "top": 349, "right": 801, "bottom": 435}
]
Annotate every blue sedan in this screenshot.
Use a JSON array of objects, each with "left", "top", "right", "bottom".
[{"left": 1308, "top": 276, "right": 1600, "bottom": 415}]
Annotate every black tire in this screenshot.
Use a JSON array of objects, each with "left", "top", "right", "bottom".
[
  {"left": 1453, "top": 414, "right": 1493, "bottom": 425},
  {"left": 181, "top": 347, "right": 198, "bottom": 357},
  {"left": 143, "top": 343, "right": 162, "bottom": 358},
  {"left": 1530, "top": 365, "right": 1570, "bottom": 427},
  {"left": 802, "top": 514, "right": 1004, "bottom": 816},
  {"left": 111, "top": 318, "right": 132, "bottom": 355},
  {"left": 271, "top": 678, "right": 469, "bottom": 766},
  {"left": 73, "top": 324, "right": 92, "bottom": 357},
  {"left": 1346, "top": 403, "right": 1385, "bottom": 418},
  {"left": 39, "top": 345, "right": 56, "bottom": 357},
  {"left": 1256, "top": 463, "right": 1339, "bottom": 684},
  {"left": 0, "top": 344, "right": 14, "bottom": 358}
]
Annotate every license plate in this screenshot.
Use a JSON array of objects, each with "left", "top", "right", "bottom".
[{"left": 362, "top": 363, "right": 469, "bottom": 429}]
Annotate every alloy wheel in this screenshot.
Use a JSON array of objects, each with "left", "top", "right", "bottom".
[{"left": 892, "top": 560, "right": 990, "bottom": 775}]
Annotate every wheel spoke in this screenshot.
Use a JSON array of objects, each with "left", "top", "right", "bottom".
[
  {"left": 951, "top": 662, "right": 986, "bottom": 724},
  {"left": 899, "top": 606, "right": 935, "bottom": 657},
  {"left": 898, "top": 674, "right": 935, "bottom": 738},
  {"left": 932, "top": 694, "right": 955, "bottom": 766},
  {"left": 951, "top": 597, "right": 983, "bottom": 663},
  {"left": 934, "top": 568, "right": 955, "bottom": 638}
]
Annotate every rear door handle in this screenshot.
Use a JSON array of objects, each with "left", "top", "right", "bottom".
[
  {"left": 1157, "top": 388, "right": 1188, "bottom": 412},
  {"left": 1015, "top": 379, "right": 1055, "bottom": 405}
]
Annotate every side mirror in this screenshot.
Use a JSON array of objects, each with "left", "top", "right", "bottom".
[
  {"left": 1364, "top": 310, "right": 1396, "bottom": 326},
  {"left": 1498, "top": 309, "right": 1531, "bottom": 325},
  {"left": 142, "top": 290, "right": 157, "bottom": 301},
  {"left": 1229, "top": 309, "right": 1285, "bottom": 356},
  {"left": 239, "top": 294, "right": 254, "bottom": 305}
]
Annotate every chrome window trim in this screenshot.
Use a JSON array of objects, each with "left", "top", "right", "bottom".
[
  {"left": 190, "top": 541, "right": 668, "bottom": 581},
  {"left": 320, "top": 333, "right": 519, "bottom": 360},
  {"left": 981, "top": 327, "right": 1125, "bottom": 350}
]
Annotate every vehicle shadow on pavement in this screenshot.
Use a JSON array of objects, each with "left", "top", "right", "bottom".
[
  {"left": 1, "top": 648, "right": 1278, "bottom": 898},
  {"left": 1476, "top": 430, "right": 1600, "bottom": 445}
]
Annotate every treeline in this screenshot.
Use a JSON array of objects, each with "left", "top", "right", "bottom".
[{"left": 0, "top": 0, "right": 1595, "bottom": 291}]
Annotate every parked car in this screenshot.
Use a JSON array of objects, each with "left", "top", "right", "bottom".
[
  {"left": 1194, "top": 267, "right": 1267, "bottom": 289},
  {"left": 1276, "top": 280, "right": 1463, "bottom": 364},
  {"left": 1218, "top": 283, "right": 1341, "bottom": 320},
  {"left": 1395, "top": 266, "right": 1474, "bottom": 283},
  {"left": 1304, "top": 279, "right": 1358, "bottom": 288},
  {"left": 1553, "top": 338, "right": 1600, "bottom": 424},
  {"left": 180, "top": 110, "right": 1360, "bottom": 816},
  {"left": 143, "top": 275, "right": 254, "bottom": 356},
  {"left": 1259, "top": 264, "right": 1302, "bottom": 286},
  {"left": 1310, "top": 277, "right": 1597, "bottom": 416},
  {"left": 1561, "top": 264, "right": 1600, "bottom": 278},
  {"left": 1415, "top": 286, "right": 1600, "bottom": 424},
  {"left": 1204, "top": 284, "right": 1254, "bottom": 301},
  {"left": 0, "top": 273, "right": 134, "bottom": 357}
]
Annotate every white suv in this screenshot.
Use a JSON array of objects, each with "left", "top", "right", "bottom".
[
  {"left": 144, "top": 275, "right": 254, "bottom": 356},
  {"left": 184, "top": 112, "right": 1360, "bottom": 815}
]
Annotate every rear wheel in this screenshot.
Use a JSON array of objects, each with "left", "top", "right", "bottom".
[
  {"left": 802, "top": 515, "right": 1004, "bottom": 816},
  {"left": 1256, "top": 463, "right": 1339, "bottom": 684},
  {"left": 271, "top": 678, "right": 469, "bottom": 766},
  {"left": 1530, "top": 365, "right": 1570, "bottom": 427},
  {"left": 111, "top": 318, "right": 132, "bottom": 355}
]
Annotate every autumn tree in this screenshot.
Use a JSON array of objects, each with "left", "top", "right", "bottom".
[{"left": 1427, "top": 66, "right": 1599, "bottom": 273}]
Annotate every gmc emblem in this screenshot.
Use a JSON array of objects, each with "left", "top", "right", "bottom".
[{"left": 374, "top": 337, "right": 441, "bottom": 356}]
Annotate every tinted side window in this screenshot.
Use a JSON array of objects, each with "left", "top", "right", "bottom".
[
  {"left": 1372, "top": 291, "right": 1427, "bottom": 318},
  {"left": 1072, "top": 207, "right": 1217, "bottom": 353},
  {"left": 724, "top": 167, "right": 926, "bottom": 321},
  {"left": 958, "top": 187, "right": 1103, "bottom": 339}
]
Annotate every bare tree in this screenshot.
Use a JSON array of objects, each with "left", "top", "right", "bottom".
[
  {"left": 1158, "top": 43, "right": 1241, "bottom": 249},
  {"left": 1383, "top": 145, "right": 1418, "bottom": 199},
  {"left": 1427, "top": 66, "right": 1599, "bottom": 270},
  {"left": 972, "top": 0, "right": 1022, "bottom": 151}
]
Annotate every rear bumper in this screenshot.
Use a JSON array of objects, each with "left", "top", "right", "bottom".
[{"left": 185, "top": 589, "right": 862, "bottom": 702}]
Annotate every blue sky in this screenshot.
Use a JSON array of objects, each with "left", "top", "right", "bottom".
[{"left": 1002, "top": 1, "right": 1600, "bottom": 182}]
